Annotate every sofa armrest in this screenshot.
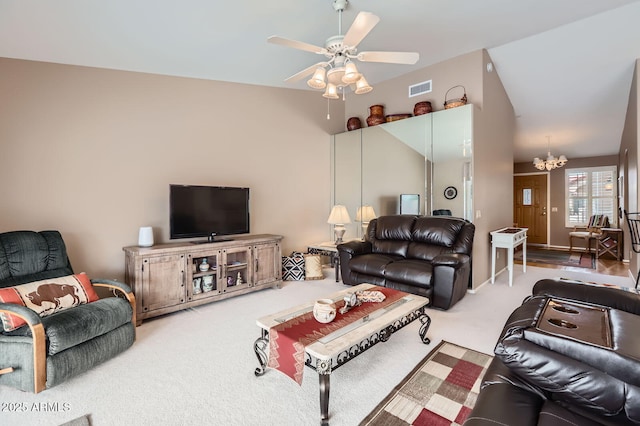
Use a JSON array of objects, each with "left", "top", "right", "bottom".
[
  {"left": 0, "top": 303, "right": 46, "bottom": 393},
  {"left": 91, "top": 278, "right": 132, "bottom": 294},
  {"left": 337, "top": 240, "right": 372, "bottom": 256},
  {"left": 532, "top": 278, "right": 640, "bottom": 315},
  {"left": 432, "top": 253, "right": 469, "bottom": 268},
  {"left": 0, "top": 303, "right": 42, "bottom": 327},
  {"left": 91, "top": 279, "right": 137, "bottom": 330},
  {"left": 337, "top": 241, "right": 372, "bottom": 285},
  {"left": 431, "top": 254, "right": 471, "bottom": 310}
]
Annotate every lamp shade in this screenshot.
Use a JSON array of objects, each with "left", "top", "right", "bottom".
[
  {"left": 356, "top": 205, "right": 377, "bottom": 222},
  {"left": 354, "top": 76, "right": 373, "bottom": 94},
  {"left": 327, "top": 205, "right": 351, "bottom": 224},
  {"left": 307, "top": 67, "right": 327, "bottom": 89},
  {"left": 342, "top": 62, "right": 361, "bottom": 84},
  {"left": 322, "top": 83, "right": 339, "bottom": 99}
]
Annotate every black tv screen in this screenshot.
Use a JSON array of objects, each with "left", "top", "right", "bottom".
[{"left": 170, "top": 185, "right": 250, "bottom": 240}]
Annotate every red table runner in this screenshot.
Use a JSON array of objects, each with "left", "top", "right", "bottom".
[{"left": 267, "top": 287, "right": 406, "bottom": 385}]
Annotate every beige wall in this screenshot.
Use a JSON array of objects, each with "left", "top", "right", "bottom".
[
  {"left": 471, "top": 50, "right": 515, "bottom": 289},
  {"left": 345, "top": 50, "right": 484, "bottom": 123},
  {"left": 1, "top": 49, "right": 516, "bottom": 289},
  {"left": 0, "top": 58, "right": 345, "bottom": 280},
  {"left": 619, "top": 59, "right": 639, "bottom": 274}
]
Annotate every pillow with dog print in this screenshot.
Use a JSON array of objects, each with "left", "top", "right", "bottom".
[{"left": 0, "top": 273, "right": 99, "bottom": 331}]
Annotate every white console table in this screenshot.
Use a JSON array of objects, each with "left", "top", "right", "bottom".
[{"left": 490, "top": 227, "right": 528, "bottom": 287}]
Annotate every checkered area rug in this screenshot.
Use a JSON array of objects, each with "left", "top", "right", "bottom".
[{"left": 360, "top": 341, "right": 493, "bottom": 426}]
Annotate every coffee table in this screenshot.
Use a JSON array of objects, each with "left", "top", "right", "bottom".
[{"left": 253, "top": 283, "right": 431, "bottom": 425}]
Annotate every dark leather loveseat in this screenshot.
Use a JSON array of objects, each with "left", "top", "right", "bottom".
[
  {"left": 465, "top": 278, "right": 640, "bottom": 425},
  {"left": 337, "top": 215, "right": 475, "bottom": 310}
]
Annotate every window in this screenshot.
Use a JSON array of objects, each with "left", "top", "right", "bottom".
[{"left": 565, "top": 166, "right": 617, "bottom": 227}]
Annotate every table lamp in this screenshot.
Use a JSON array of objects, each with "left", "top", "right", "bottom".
[
  {"left": 356, "top": 205, "right": 377, "bottom": 240},
  {"left": 327, "top": 205, "right": 351, "bottom": 244}
]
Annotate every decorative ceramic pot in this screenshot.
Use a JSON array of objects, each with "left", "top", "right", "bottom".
[
  {"left": 313, "top": 299, "right": 337, "bottom": 323},
  {"left": 202, "top": 275, "right": 214, "bottom": 292},
  {"left": 193, "top": 278, "right": 202, "bottom": 294},
  {"left": 413, "top": 101, "right": 432, "bottom": 116},
  {"left": 366, "top": 105, "right": 385, "bottom": 127},
  {"left": 347, "top": 117, "right": 362, "bottom": 131},
  {"left": 199, "top": 258, "right": 210, "bottom": 272}
]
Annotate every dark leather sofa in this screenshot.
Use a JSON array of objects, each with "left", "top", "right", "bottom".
[
  {"left": 337, "top": 215, "right": 475, "bottom": 310},
  {"left": 465, "top": 278, "right": 640, "bottom": 425}
]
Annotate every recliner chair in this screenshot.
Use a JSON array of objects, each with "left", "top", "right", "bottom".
[{"left": 0, "top": 230, "right": 136, "bottom": 393}]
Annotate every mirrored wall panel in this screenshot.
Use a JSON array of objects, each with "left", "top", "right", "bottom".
[
  {"left": 332, "top": 104, "right": 473, "bottom": 241},
  {"left": 431, "top": 105, "right": 473, "bottom": 219}
]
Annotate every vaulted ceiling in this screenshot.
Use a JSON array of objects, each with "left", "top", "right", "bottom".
[{"left": 1, "top": 0, "right": 640, "bottom": 163}]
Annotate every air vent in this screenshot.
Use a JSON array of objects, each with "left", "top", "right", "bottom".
[{"left": 408, "top": 80, "right": 432, "bottom": 98}]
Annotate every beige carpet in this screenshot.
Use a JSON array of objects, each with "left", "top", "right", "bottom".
[{"left": 0, "top": 266, "right": 632, "bottom": 426}]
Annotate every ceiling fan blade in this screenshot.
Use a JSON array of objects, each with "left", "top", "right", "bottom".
[
  {"left": 268, "top": 36, "right": 327, "bottom": 55},
  {"left": 342, "top": 12, "right": 380, "bottom": 48},
  {"left": 284, "top": 62, "right": 328, "bottom": 83},
  {"left": 357, "top": 51, "right": 419, "bottom": 65}
]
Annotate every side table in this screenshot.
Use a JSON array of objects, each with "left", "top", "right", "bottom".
[
  {"left": 490, "top": 227, "right": 528, "bottom": 287},
  {"left": 307, "top": 242, "right": 341, "bottom": 282},
  {"left": 596, "top": 228, "right": 623, "bottom": 260}
]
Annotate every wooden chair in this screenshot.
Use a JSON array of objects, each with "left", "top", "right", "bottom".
[{"left": 569, "top": 214, "right": 609, "bottom": 253}]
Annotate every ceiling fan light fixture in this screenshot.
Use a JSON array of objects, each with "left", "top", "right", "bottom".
[
  {"left": 354, "top": 75, "right": 372, "bottom": 94},
  {"left": 342, "top": 62, "right": 361, "bottom": 84},
  {"left": 269, "top": 4, "right": 417, "bottom": 105},
  {"left": 307, "top": 67, "right": 327, "bottom": 89},
  {"left": 326, "top": 67, "right": 346, "bottom": 86},
  {"left": 322, "top": 83, "right": 339, "bottom": 99}
]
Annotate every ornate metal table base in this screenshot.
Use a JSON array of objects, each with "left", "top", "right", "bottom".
[
  {"left": 254, "top": 306, "right": 431, "bottom": 424},
  {"left": 254, "top": 328, "right": 269, "bottom": 377}
]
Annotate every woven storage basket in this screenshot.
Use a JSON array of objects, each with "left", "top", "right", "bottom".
[
  {"left": 444, "top": 85, "right": 468, "bottom": 109},
  {"left": 304, "top": 254, "right": 324, "bottom": 280}
]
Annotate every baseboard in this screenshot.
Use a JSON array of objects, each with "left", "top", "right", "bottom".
[{"left": 468, "top": 267, "right": 506, "bottom": 294}]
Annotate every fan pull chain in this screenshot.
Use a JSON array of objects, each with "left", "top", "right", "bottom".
[{"left": 327, "top": 98, "right": 330, "bottom": 120}]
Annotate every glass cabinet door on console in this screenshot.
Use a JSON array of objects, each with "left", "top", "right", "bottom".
[
  {"left": 141, "top": 254, "right": 186, "bottom": 313},
  {"left": 187, "top": 251, "right": 221, "bottom": 301},
  {"left": 221, "top": 246, "right": 252, "bottom": 293}
]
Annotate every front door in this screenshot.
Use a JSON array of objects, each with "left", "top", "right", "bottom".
[{"left": 514, "top": 174, "right": 548, "bottom": 245}]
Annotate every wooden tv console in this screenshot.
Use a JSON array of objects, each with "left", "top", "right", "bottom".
[{"left": 123, "top": 234, "right": 282, "bottom": 325}]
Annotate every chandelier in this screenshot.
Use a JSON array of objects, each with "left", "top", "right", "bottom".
[
  {"left": 533, "top": 136, "right": 568, "bottom": 170},
  {"left": 307, "top": 55, "right": 372, "bottom": 99}
]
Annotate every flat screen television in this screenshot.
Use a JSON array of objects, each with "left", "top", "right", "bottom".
[{"left": 169, "top": 185, "right": 250, "bottom": 241}]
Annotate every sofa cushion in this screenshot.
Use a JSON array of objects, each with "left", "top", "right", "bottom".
[
  {"left": 0, "top": 273, "right": 99, "bottom": 331},
  {"left": 374, "top": 215, "right": 415, "bottom": 240},
  {"left": 0, "top": 230, "right": 72, "bottom": 286},
  {"left": 349, "top": 253, "right": 402, "bottom": 276},
  {"left": 8, "top": 296, "right": 132, "bottom": 355},
  {"left": 384, "top": 259, "right": 433, "bottom": 287},
  {"left": 412, "top": 216, "right": 463, "bottom": 247}
]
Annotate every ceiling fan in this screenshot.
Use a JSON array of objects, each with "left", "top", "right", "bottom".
[{"left": 268, "top": 0, "right": 419, "bottom": 98}]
